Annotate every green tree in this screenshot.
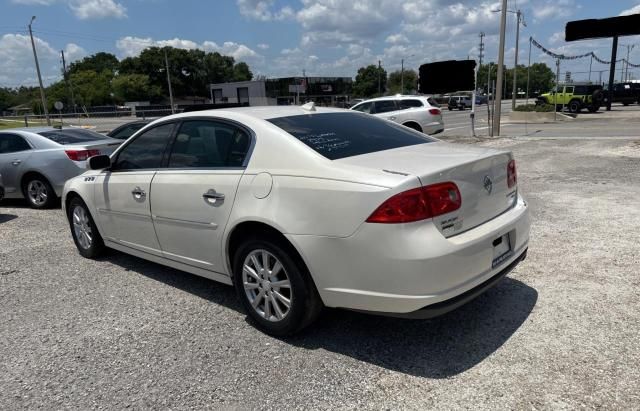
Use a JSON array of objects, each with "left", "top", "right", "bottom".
[
  {"left": 353, "top": 65, "right": 387, "bottom": 97},
  {"left": 477, "top": 62, "right": 555, "bottom": 98},
  {"left": 387, "top": 69, "right": 418, "bottom": 94},
  {"left": 112, "top": 73, "right": 162, "bottom": 103},
  {"left": 67, "top": 70, "right": 114, "bottom": 107},
  {"left": 232, "top": 62, "right": 253, "bottom": 81},
  {"left": 69, "top": 52, "right": 120, "bottom": 76}
]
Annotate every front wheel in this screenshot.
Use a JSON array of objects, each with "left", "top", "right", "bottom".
[
  {"left": 68, "top": 197, "right": 105, "bottom": 258},
  {"left": 233, "top": 237, "right": 322, "bottom": 336}
]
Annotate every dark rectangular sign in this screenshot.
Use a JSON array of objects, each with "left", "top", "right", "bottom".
[
  {"left": 418, "top": 60, "right": 476, "bottom": 94},
  {"left": 566, "top": 14, "right": 640, "bottom": 41}
]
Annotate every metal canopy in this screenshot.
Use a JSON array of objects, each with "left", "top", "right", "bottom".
[{"left": 565, "top": 13, "right": 640, "bottom": 111}]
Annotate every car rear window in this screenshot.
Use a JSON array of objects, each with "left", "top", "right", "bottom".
[
  {"left": 399, "top": 99, "right": 424, "bottom": 109},
  {"left": 267, "top": 112, "right": 434, "bottom": 160},
  {"left": 38, "top": 128, "right": 108, "bottom": 145}
]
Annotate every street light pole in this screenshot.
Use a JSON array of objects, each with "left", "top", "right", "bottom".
[
  {"left": 28, "top": 16, "right": 50, "bottom": 126},
  {"left": 512, "top": 10, "right": 525, "bottom": 110},
  {"left": 164, "top": 48, "right": 175, "bottom": 114},
  {"left": 401, "top": 58, "right": 404, "bottom": 94},
  {"left": 493, "top": 0, "right": 508, "bottom": 136}
]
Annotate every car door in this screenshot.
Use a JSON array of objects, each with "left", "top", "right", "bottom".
[
  {"left": 373, "top": 100, "right": 400, "bottom": 122},
  {"left": 0, "top": 133, "right": 33, "bottom": 197},
  {"left": 150, "top": 119, "right": 251, "bottom": 273},
  {"left": 94, "top": 122, "right": 176, "bottom": 255}
]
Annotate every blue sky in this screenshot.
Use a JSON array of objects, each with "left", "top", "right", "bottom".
[{"left": 1, "top": 0, "right": 640, "bottom": 87}]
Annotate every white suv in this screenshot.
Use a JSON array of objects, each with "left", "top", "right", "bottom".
[{"left": 350, "top": 95, "right": 444, "bottom": 135}]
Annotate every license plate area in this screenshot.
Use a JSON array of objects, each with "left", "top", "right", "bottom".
[{"left": 492, "top": 233, "right": 513, "bottom": 268}]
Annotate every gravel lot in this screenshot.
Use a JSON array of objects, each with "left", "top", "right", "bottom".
[{"left": 1, "top": 136, "right": 639, "bottom": 409}]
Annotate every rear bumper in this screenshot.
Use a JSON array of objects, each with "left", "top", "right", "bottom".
[
  {"left": 359, "top": 248, "right": 527, "bottom": 319},
  {"left": 288, "top": 193, "right": 530, "bottom": 314},
  {"left": 422, "top": 121, "right": 445, "bottom": 135}
]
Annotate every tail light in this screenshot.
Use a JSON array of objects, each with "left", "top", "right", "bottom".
[
  {"left": 429, "top": 108, "right": 441, "bottom": 115},
  {"left": 366, "top": 182, "right": 461, "bottom": 224},
  {"left": 65, "top": 149, "right": 101, "bottom": 161},
  {"left": 507, "top": 159, "right": 517, "bottom": 188}
]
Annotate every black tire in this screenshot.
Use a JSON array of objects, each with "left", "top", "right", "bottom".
[
  {"left": 23, "top": 175, "right": 57, "bottom": 209},
  {"left": 592, "top": 89, "right": 604, "bottom": 105},
  {"left": 403, "top": 122, "right": 422, "bottom": 132},
  {"left": 448, "top": 107, "right": 453, "bottom": 111},
  {"left": 568, "top": 100, "right": 581, "bottom": 114},
  {"left": 67, "top": 196, "right": 105, "bottom": 259},
  {"left": 232, "top": 236, "right": 322, "bottom": 336},
  {"left": 588, "top": 105, "right": 599, "bottom": 113},
  {"left": 623, "top": 102, "right": 629, "bottom": 106}
]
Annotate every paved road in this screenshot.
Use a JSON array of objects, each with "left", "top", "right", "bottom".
[{"left": 1, "top": 134, "right": 639, "bottom": 408}]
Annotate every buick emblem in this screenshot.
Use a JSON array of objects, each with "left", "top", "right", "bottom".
[{"left": 483, "top": 175, "right": 493, "bottom": 194}]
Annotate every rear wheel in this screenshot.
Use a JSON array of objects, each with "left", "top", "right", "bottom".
[
  {"left": 403, "top": 122, "right": 422, "bottom": 132},
  {"left": 23, "top": 176, "right": 56, "bottom": 209},
  {"left": 67, "top": 197, "right": 105, "bottom": 258},
  {"left": 233, "top": 237, "right": 322, "bottom": 336},
  {"left": 588, "top": 105, "right": 599, "bottom": 113}
]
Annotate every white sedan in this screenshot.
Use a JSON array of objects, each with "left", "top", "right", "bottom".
[
  {"left": 350, "top": 95, "right": 444, "bottom": 134},
  {"left": 63, "top": 104, "right": 530, "bottom": 335}
]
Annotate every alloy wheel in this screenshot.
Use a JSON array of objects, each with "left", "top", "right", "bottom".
[
  {"left": 242, "top": 249, "right": 292, "bottom": 322},
  {"left": 72, "top": 205, "right": 93, "bottom": 250},
  {"left": 27, "top": 180, "right": 48, "bottom": 206}
]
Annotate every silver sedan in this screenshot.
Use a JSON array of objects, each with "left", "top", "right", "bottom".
[{"left": 0, "top": 128, "right": 121, "bottom": 208}]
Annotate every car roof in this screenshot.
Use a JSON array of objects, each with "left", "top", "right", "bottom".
[{"left": 356, "top": 95, "right": 430, "bottom": 103}]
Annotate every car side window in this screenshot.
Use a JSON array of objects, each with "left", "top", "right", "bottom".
[
  {"left": 352, "top": 102, "right": 372, "bottom": 113},
  {"left": 111, "top": 124, "right": 144, "bottom": 140},
  {"left": 373, "top": 100, "right": 397, "bottom": 114},
  {"left": 111, "top": 123, "right": 175, "bottom": 171},
  {"left": 399, "top": 99, "right": 423, "bottom": 109},
  {"left": 168, "top": 120, "right": 250, "bottom": 168},
  {"left": 565, "top": 86, "right": 574, "bottom": 94},
  {"left": 0, "top": 134, "right": 31, "bottom": 154}
]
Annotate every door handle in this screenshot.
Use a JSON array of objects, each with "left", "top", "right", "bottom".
[
  {"left": 131, "top": 187, "right": 146, "bottom": 199},
  {"left": 202, "top": 189, "right": 225, "bottom": 203},
  {"left": 12, "top": 160, "right": 21, "bottom": 166}
]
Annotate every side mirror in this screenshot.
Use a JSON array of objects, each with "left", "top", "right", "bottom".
[{"left": 88, "top": 154, "right": 111, "bottom": 170}]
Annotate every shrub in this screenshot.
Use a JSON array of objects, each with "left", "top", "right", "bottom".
[{"left": 514, "top": 103, "right": 554, "bottom": 112}]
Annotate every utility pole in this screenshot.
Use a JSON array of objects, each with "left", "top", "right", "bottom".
[
  {"left": 512, "top": 10, "right": 526, "bottom": 110},
  {"left": 607, "top": 36, "right": 618, "bottom": 111},
  {"left": 401, "top": 58, "right": 404, "bottom": 94},
  {"left": 378, "top": 60, "right": 382, "bottom": 95},
  {"left": 60, "top": 50, "right": 77, "bottom": 115},
  {"left": 28, "top": 16, "right": 50, "bottom": 126},
  {"left": 164, "top": 48, "right": 175, "bottom": 114},
  {"left": 478, "top": 32, "right": 485, "bottom": 68},
  {"left": 493, "top": 0, "right": 507, "bottom": 136}
]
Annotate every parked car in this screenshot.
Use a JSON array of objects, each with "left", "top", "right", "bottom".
[
  {"left": 607, "top": 82, "right": 640, "bottom": 106},
  {"left": 0, "top": 173, "right": 4, "bottom": 202},
  {"left": 0, "top": 127, "right": 122, "bottom": 208},
  {"left": 350, "top": 95, "right": 444, "bottom": 134},
  {"left": 63, "top": 105, "right": 530, "bottom": 335},
  {"left": 475, "top": 95, "right": 488, "bottom": 105},
  {"left": 536, "top": 83, "right": 605, "bottom": 113},
  {"left": 107, "top": 120, "right": 151, "bottom": 140},
  {"left": 448, "top": 95, "right": 472, "bottom": 110}
]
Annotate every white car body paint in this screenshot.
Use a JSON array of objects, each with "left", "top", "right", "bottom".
[{"left": 63, "top": 106, "right": 529, "bottom": 316}]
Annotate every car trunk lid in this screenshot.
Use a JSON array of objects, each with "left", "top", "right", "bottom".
[{"left": 336, "top": 141, "right": 517, "bottom": 236}]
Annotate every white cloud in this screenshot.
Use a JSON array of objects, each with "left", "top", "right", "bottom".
[
  {"left": 619, "top": 4, "right": 640, "bottom": 16},
  {"left": 115, "top": 36, "right": 262, "bottom": 64},
  {"left": 236, "top": 0, "right": 294, "bottom": 21},
  {"left": 11, "top": 0, "right": 126, "bottom": 19},
  {"left": 69, "top": 0, "right": 126, "bottom": 19},
  {"left": 0, "top": 33, "right": 83, "bottom": 86},
  {"left": 386, "top": 34, "right": 409, "bottom": 44},
  {"left": 257, "top": 43, "right": 270, "bottom": 50},
  {"left": 549, "top": 32, "right": 564, "bottom": 45},
  {"left": 532, "top": 0, "right": 575, "bottom": 20}
]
